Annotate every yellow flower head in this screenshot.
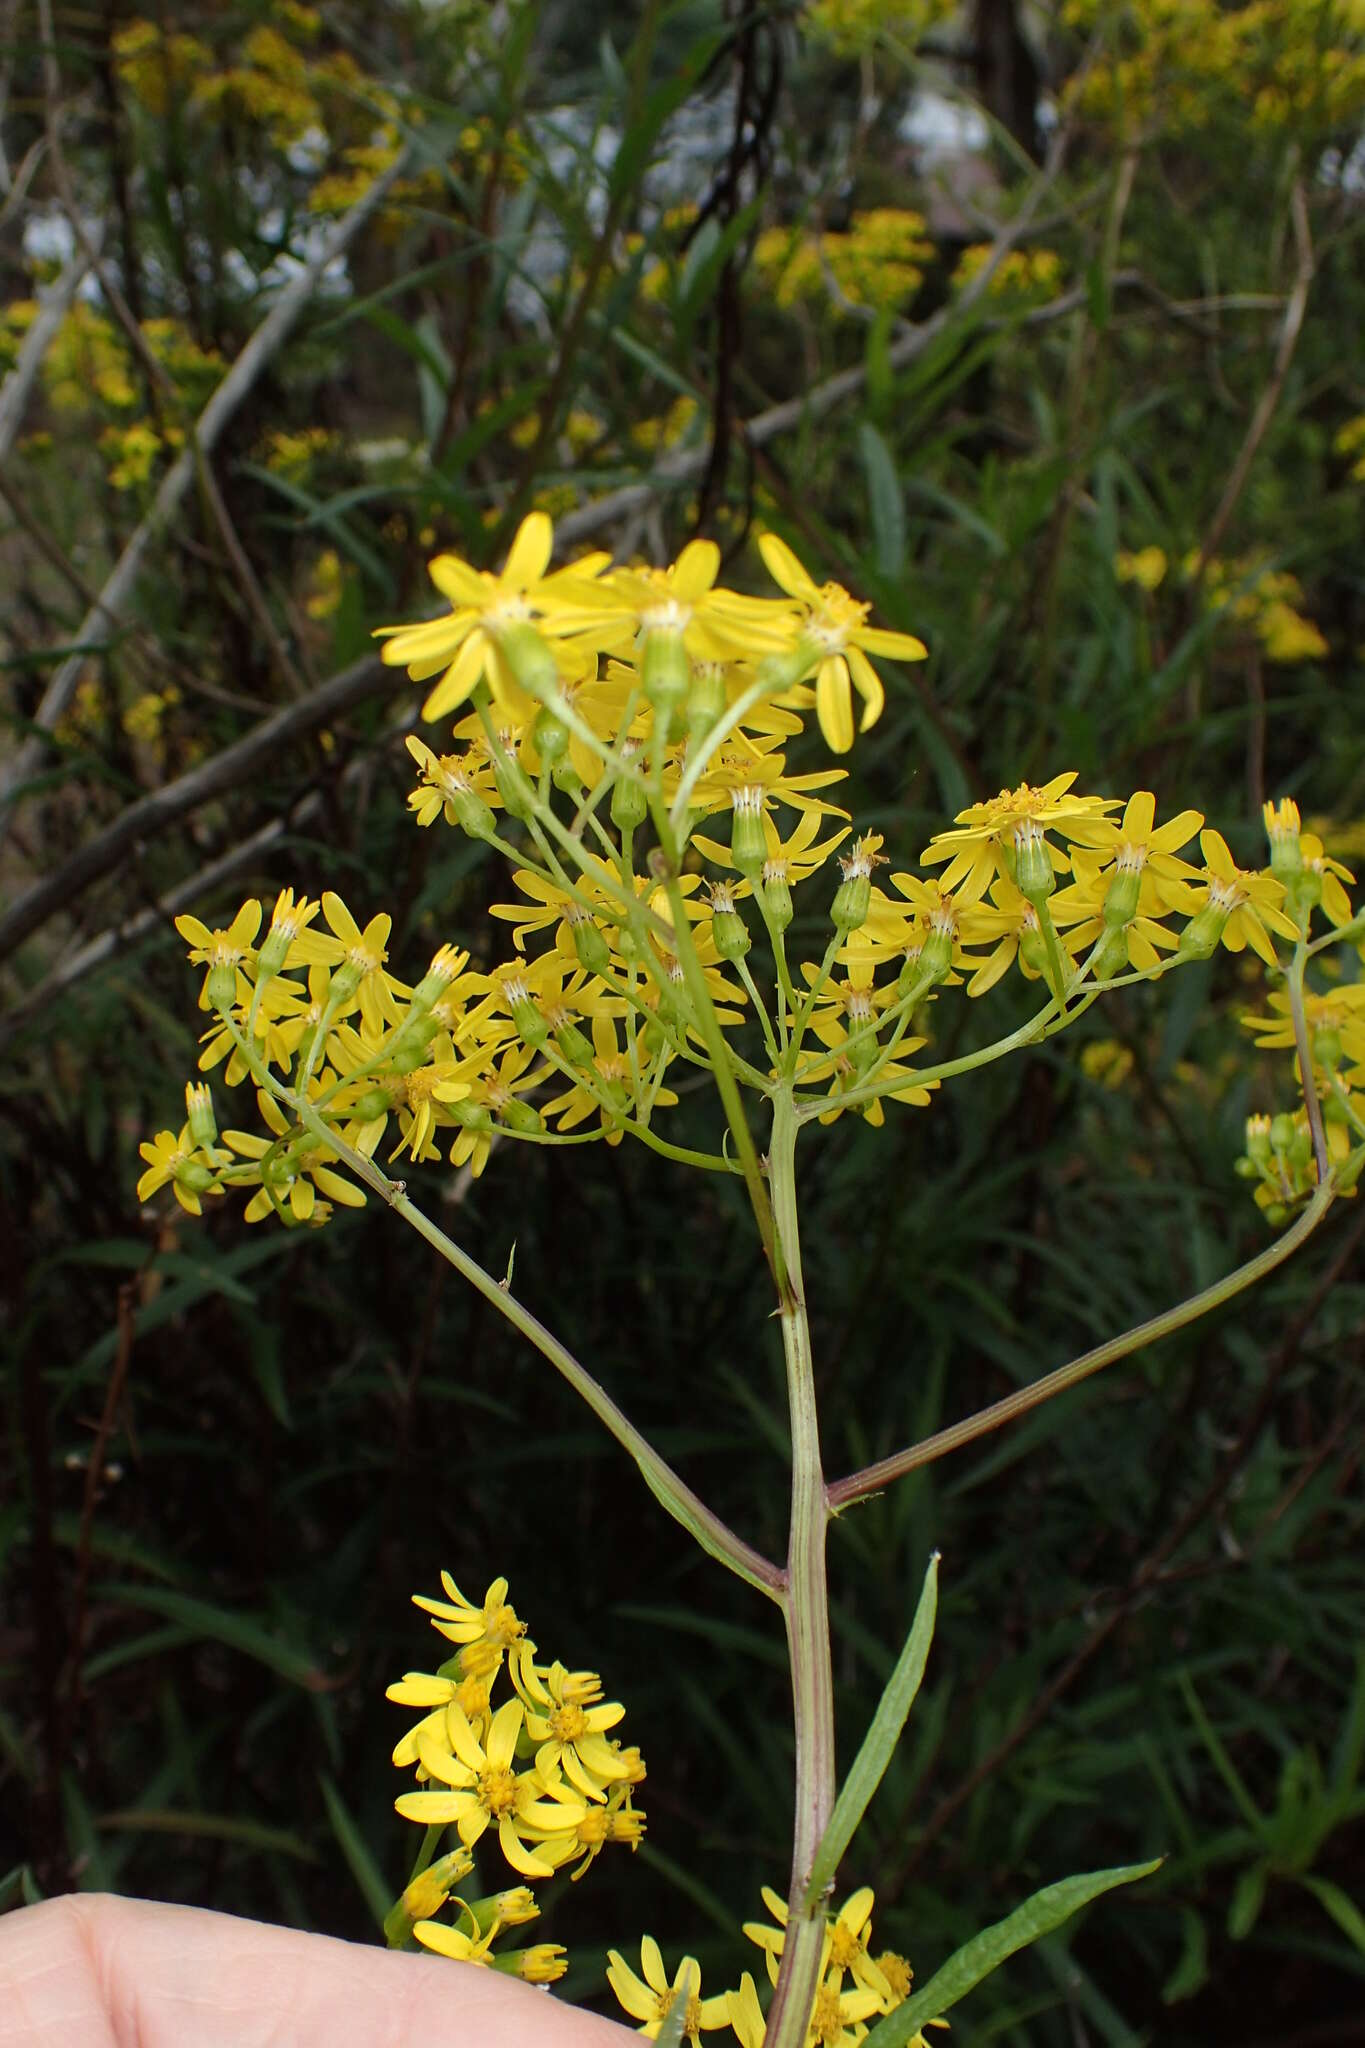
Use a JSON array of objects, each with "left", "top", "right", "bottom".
[
  {"left": 374, "top": 513, "right": 615, "bottom": 723},
  {"left": 757, "top": 533, "right": 927, "bottom": 753}
]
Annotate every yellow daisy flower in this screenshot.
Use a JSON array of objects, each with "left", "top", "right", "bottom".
[
  {"left": 919, "top": 773, "right": 1118, "bottom": 907},
  {"left": 1049, "top": 847, "right": 1184, "bottom": 975},
  {"left": 757, "top": 531, "right": 928, "bottom": 753},
  {"left": 1174, "top": 829, "right": 1300, "bottom": 965},
  {"left": 374, "top": 511, "right": 616, "bottom": 722},
  {"left": 393, "top": 1698, "right": 585, "bottom": 1879},
  {"left": 221, "top": 1089, "right": 366, "bottom": 1225},
  {"left": 317, "top": 892, "right": 411, "bottom": 1037},
  {"left": 523, "top": 1663, "right": 630, "bottom": 1800},
  {"left": 606, "top": 1937, "right": 731, "bottom": 2041},
  {"left": 135, "top": 1124, "right": 222, "bottom": 1215},
  {"left": 175, "top": 898, "right": 262, "bottom": 1010},
  {"left": 539, "top": 1781, "right": 647, "bottom": 1881},
  {"left": 601, "top": 538, "right": 798, "bottom": 663}
]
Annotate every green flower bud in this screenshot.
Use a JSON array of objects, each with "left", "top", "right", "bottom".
[
  {"left": 1089, "top": 926, "right": 1130, "bottom": 980},
  {"left": 554, "top": 1018, "right": 595, "bottom": 1068},
  {"left": 920, "top": 923, "right": 954, "bottom": 985},
  {"left": 1019, "top": 926, "right": 1049, "bottom": 978},
  {"left": 610, "top": 746, "right": 649, "bottom": 832},
  {"left": 756, "top": 641, "right": 816, "bottom": 696},
  {"left": 1262, "top": 1201, "right": 1291, "bottom": 1228},
  {"left": 1244, "top": 1115, "right": 1273, "bottom": 1169},
  {"left": 492, "top": 746, "right": 537, "bottom": 822},
  {"left": 389, "top": 1010, "right": 440, "bottom": 1073},
  {"left": 326, "top": 958, "right": 366, "bottom": 1010},
  {"left": 641, "top": 629, "right": 690, "bottom": 712},
  {"left": 532, "top": 706, "right": 570, "bottom": 765},
  {"left": 831, "top": 872, "right": 871, "bottom": 932},
  {"left": 831, "top": 835, "right": 880, "bottom": 933},
  {"left": 1269, "top": 1112, "right": 1298, "bottom": 1156},
  {"left": 570, "top": 912, "right": 611, "bottom": 975},
  {"left": 448, "top": 1098, "right": 492, "bottom": 1133},
  {"left": 1013, "top": 819, "right": 1055, "bottom": 903},
  {"left": 730, "top": 787, "right": 767, "bottom": 880},
  {"left": 176, "top": 1159, "right": 217, "bottom": 1196},
  {"left": 846, "top": 1000, "right": 879, "bottom": 1075},
  {"left": 1264, "top": 797, "right": 1303, "bottom": 882},
  {"left": 1178, "top": 902, "right": 1229, "bottom": 959},
  {"left": 185, "top": 1082, "right": 218, "bottom": 1150},
  {"left": 897, "top": 948, "right": 929, "bottom": 1002},
  {"left": 550, "top": 756, "right": 582, "bottom": 796},
  {"left": 351, "top": 1087, "right": 394, "bottom": 1122},
  {"left": 503, "top": 977, "right": 549, "bottom": 1048},
  {"left": 686, "top": 661, "right": 727, "bottom": 745},
  {"left": 1102, "top": 864, "right": 1142, "bottom": 928},
  {"left": 496, "top": 621, "right": 559, "bottom": 704},
  {"left": 760, "top": 867, "right": 793, "bottom": 933},
  {"left": 710, "top": 886, "right": 750, "bottom": 961},
  {"left": 206, "top": 961, "right": 237, "bottom": 1015},
  {"left": 499, "top": 1098, "right": 544, "bottom": 1136}
]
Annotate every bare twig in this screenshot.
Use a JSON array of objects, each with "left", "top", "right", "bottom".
[
  {"left": 0, "top": 653, "right": 385, "bottom": 969},
  {"left": 0, "top": 800, "right": 324, "bottom": 1048}
]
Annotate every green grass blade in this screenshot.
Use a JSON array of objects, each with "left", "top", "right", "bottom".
[
  {"left": 103, "top": 1585, "right": 327, "bottom": 1689},
  {"left": 319, "top": 1772, "right": 393, "bottom": 1930}
]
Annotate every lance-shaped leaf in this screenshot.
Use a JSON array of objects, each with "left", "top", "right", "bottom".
[
  {"left": 805, "top": 1553, "right": 939, "bottom": 1908},
  {"left": 862, "top": 1860, "right": 1162, "bottom": 2048}
]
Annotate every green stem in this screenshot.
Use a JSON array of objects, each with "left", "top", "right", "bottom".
[
  {"left": 765, "top": 1087, "right": 836, "bottom": 2048},
  {"left": 737, "top": 953, "right": 781, "bottom": 1068},
  {"left": 664, "top": 872, "right": 782, "bottom": 1285},
  {"left": 794, "top": 984, "right": 1077, "bottom": 1124},
  {"left": 1034, "top": 893, "right": 1073, "bottom": 1008},
  {"left": 1286, "top": 934, "right": 1330, "bottom": 1185},
  {"left": 827, "top": 1177, "right": 1336, "bottom": 1511},
  {"left": 216, "top": 1007, "right": 781, "bottom": 1599}
]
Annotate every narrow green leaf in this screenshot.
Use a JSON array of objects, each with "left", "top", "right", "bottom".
[
  {"left": 1300, "top": 1875, "right": 1365, "bottom": 1957},
  {"left": 862, "top": 1860, "right": 1162, "bottom": 2048},
  {"left": 319, "top": 1773, "right": 393, "bottom": 1930},
  {"left": 865, "top": 305, "right": 894, "bottom": 418},
  {"left": 1162, "top": 1907, "right": 1210, "bottom": 2003},
  {"left": 1180, "top": 1675, "right": 1267, "bottom": 1836},
  {"left": 1228, "top": 1862, "right": 1268, "bottom": 1940},
  {"left": 96, "top": 1809, "right": 318, "bottom": 1861},
  {"left": 102, "top": 1585, "right": 327, "bottom": 1689},
  {"left": 858, "top": 422, "right": 906, "bottom": 580},
  {"left": 806, "top": 1553, "right": 939, "bottom": 1906},
  {"left": 0, "top": 1864, "right": 44, "bottom": 1911}
]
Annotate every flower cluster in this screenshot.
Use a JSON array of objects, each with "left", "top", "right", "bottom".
[
  {"left": 140, "top": 517, "right": 1363, "bottom": 1232},
  {"left": 608, "top": 1884, "right": 939, "bottom": 2046},
  {"left": 383, "top": 1573, "right": 645, "bottom": 1979}
]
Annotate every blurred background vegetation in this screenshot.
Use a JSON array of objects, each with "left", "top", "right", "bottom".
[{"left": 3, "top": 1, "right": 1364, "bottom": 2042}]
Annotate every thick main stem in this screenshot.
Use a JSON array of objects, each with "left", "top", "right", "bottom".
[{"left": 766, "top": 1089, "right": 836, "bottom": 2048}]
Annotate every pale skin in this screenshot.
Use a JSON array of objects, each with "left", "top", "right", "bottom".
[{"left": 0, "top": 1896, "right": 636, "bottom": 2048}]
